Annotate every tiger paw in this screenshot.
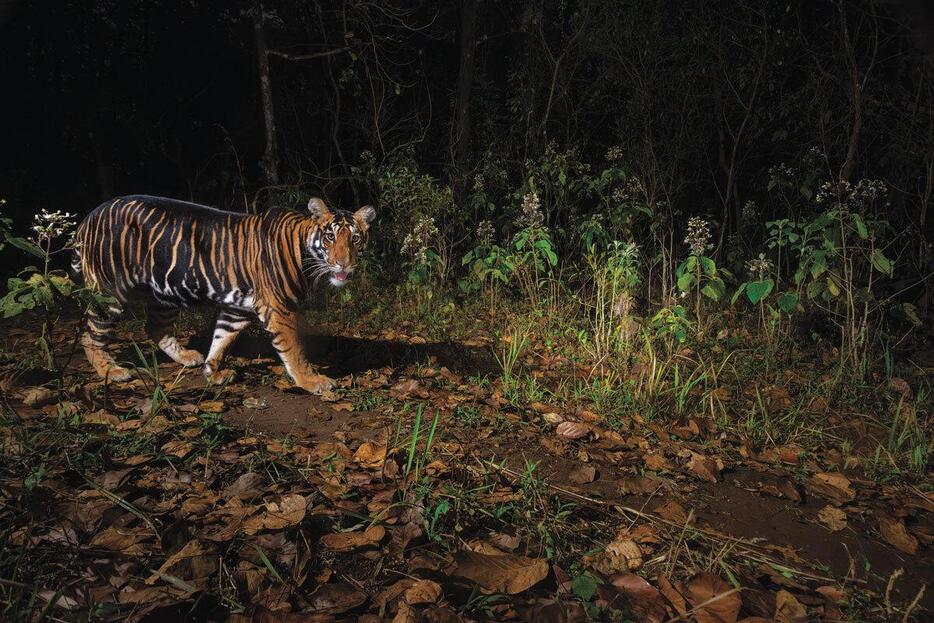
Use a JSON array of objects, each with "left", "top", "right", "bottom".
[
  {"left": 106, "top": 366, "right": 133, "bottom": 383},
  {"left": 205, "top": 368, "right": 236, "bottom": 385},
  {"left": 298, "top": 374, "right": 335, "bottom": 395},
  {"left": 178, "top": 350, "right": 205, "bottom": 368}
]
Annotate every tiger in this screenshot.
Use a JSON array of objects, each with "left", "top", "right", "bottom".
[{"left": 72, "top": 195, "right": 375, "bottom": 393}]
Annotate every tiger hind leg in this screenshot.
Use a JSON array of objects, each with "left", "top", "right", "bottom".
[
  {"left": 145, "top": 303, "right": 204, "bottom": 368},
  {"left": 203, "top": 308, "right": 251, "bottom": 384},
  {"left": 82, "top": 301, "right": 132, "bottom": 382}
]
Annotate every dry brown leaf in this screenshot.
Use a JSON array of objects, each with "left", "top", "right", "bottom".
[
  {"left": 243, "top": 494, "right": 307, "bottom": 533},
  {"left": 568, "top": 464, "right": 597, "bottom": 484},
  {"left": 22, "top": 387, "right": 55, "bottom": 407},
  {"left": 817, "top": 506, "right": 847, "bottom": 532},
  {"left": 89, "top": 527, "right": 152, "bottom": 554},
  {"left": 146, "top": 540, "right": 218, "bottom": 587},
  {"left": 262, "top": 494, "right": 306, "bottom": 530},
  {"left": 658, "top": 576, "right": 688, "bottom": 616},
  {"left": 353, "top": 441, "right": 387, "bottom": 468},
  {"left": 687, "top": 452, "right": 721, "bottom": 483},
  {"left": 585, "top": 532, "right": 643, "bottom": 575},
  {"left": 644, "top": 453, "right": 673, "bottom": 471},
  {"left": 607, "top": 573, "right": 667, "bottom": 623},
  {"left": 161, "top": 439, "right": 194, "bottom": 459},
  {"left": 887, "top": 377, "right": 912, "bottom": 398},
  {"left": 82, "top": 410, "right": 120, "bottom": 426},
  {"left": 686, "top": 572, "right": 741, "bottom": 623},
  {"left": 806, "top": 472, "right": 855, "bottom": 506},
  {"left": 404, "top": 579, "right": 442, "bottom": 605},
  {"left": 320, "top": 524, "right": 385, "bottom": 552},
  {"left": 389, "top": 379, "right": 428, "bottom": 400},
  {"left": 773, "top": 590, "right": 807, "bottom": 623},
  {"left": 391, "top": 602, "right": 418, "bottom": 623},
  {"left": 654, "top": 500, "right": 690, "bottom": 524},
  {"left": 222, "top": 472, "right": 266, "bottom": 500},
  {"left": 617, "top": 475, "right": 664, "bottom": 495},
  {"left": 877, "top": 513, "right": 918, "bottom": 554},
  {"left": 198, "top": 400, "right": 225, "bottom": 413},
  {"left": 556, "top": 421, "right": 591, "bottom": 440},
  {"left": 452, "top": 550, "right": 548, "bottom": 594},
  {"left": 307, "top": 581, "right": 367, "bottom": 614},
  {"left": 487, "top": 532, "right": 521, "bottom": 551}
]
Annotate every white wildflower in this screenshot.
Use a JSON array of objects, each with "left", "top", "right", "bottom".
[
  {"left": 684, "top": 217, "right": 713, "bottom": 256},
  {"left": 745, "top": 253, "right": 774, "bottom": 279}
]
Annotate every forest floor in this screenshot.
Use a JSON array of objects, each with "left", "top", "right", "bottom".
[{"left": 0, "top": 305, "right": 931, "bottom": 622}]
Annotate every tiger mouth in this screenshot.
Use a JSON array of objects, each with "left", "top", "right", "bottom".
[{"left": 328, "top": 269, "right": 351, "bottom": 287}]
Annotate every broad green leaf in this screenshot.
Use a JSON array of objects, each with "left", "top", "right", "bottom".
[
  {"left": 826, "top": 277, "right": 841, "bottom": 297},
  {"left": 699, "top": 256, "right": 716, "bottom": 277},
  {"left": 745, "top": 279, "right": 774, "bottom": 304},
  {"left": 731, "top": 282, "right": 748, "bottom": 305},
  {"left": 702, "top": 278, "right": 725, "bottom": 301},
  {"left": 869, "top": 249, "right": 893, "bottom": 277},
  {"left": 677, "top": 273, "right": 695, "bottom": 292},
  {"left": 858, "top": 221, "right": 872, "bottom": 243},
  {"left": 572, "top": 575, "right": 598, "bottom": 601},
  {"left": 776, "top": 292, "right": 799, "bottom": 313},
  {"left": 806, "top": 280, "right": 824, "bottom": 299},
  {"left": 5, "top": 237, "right": 46, "bottom": 259}
]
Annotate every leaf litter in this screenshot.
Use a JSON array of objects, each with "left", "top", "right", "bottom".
[{"left": 0, "top": 321, "right": 930, "bottom": 622}]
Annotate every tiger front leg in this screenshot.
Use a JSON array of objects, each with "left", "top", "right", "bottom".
[
  {"left": 263, "top": 309, "right": 334, "bottom": 394},
  {"left": 202, "top": 309, "right": 252, "bottom": 385},
  {"left": 82, "top": 304, "right": 132, "bottom": 382}
]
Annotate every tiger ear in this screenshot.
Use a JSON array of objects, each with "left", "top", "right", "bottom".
[
  {"left": 307, "top": 197, "right": 331, "bottom": 219},
  {"left": 354, "top": 205, "right": 376, "bottom": 229}
]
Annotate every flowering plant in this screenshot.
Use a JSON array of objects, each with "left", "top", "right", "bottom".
[{"left": 0, "top": 205, "right": 113, "bottom": 372}]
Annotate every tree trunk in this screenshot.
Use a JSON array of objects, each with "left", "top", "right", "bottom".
[
  {"left": 253, "top": 2, "right": 279, "bottom": 186},
  {"left": 453, "top": 0, "right": 479, "bottom": 178}
]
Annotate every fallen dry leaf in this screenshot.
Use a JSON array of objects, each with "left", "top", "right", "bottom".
[
  {"left": 21, "top": 387, "right": 55, "bottom": 407},
  {"left": 404, "top": 579, "right": 442, "bottom": 605},
  {"left": 82, "top": 409, "right": 120, "bottom": 426},
  {"left": 617, "top": 475, "right": 665, "bottom": 495},
  {"left": 686, "top": 572, "right": 741, "bottom": 623},
  {"left": 644, "top": 452, "right": 673, "bottom": 471},
  {"left": 320, "top": 524, "right": 386, "bottom": 552},
  {"left": 146, "top": 540, "right": 218, "bottom": 588},
  {"left": 817, "top": 506, "right": 847, "bottom": 532},
  {"left": 243, "top": 494, "right": 307, "bottom": 533},
  {"left": 161, "top": 439, "right": 194, "bottom": 459},
  {"left": 556, "top": 421, "right": 591, "bottom": 440},
  {"left": 353, "top": 441, "right": 387, "bottom": 469},
  {"left": 198, "top": 400, "right": 225, "bottom": 413},
  {"left": 687, "top": 451, "right": 721, "bottom": 483},
  {"left": 658, "top": 576, "right": 688, "bottom": 617},
  {"left": 585, "top": 531, "right": 643, "bottom": 575},
  {"left": 877, "top": 513, "right": 918, "bottom": 554},
  {"left": 773, "top": 589, "right": 808, "bottom": 623},
  {"left": 89, "top": 526, "right": 152, "bottom": 554},
  {"left": 568, "top": 464, "right": 597, "bottom": 484},
  {"left": 654, "top": 500, "right": 691, "bottom": 524},
  {"left": 307, "top": 581, "right": 367, "bottom": 614},
  {"left": 806, "top": 472, "right": 855, "bottom": 506},
  {"left": 606, "top": 573, "right": 667, "bottom": 623},
  {"left": 452, "top": 550, "right": 548, "bottom": 594}
]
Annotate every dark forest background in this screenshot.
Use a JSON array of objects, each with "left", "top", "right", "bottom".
[{"left": 1, "top": 0, "right": 933, "bottom": 296}]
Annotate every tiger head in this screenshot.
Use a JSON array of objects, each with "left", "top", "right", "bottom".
[{"left": 305, "top": 197, "right": 376, "bottom": 287}]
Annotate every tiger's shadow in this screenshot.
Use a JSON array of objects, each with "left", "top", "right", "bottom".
[{"left": 185, "top": 331, "right": 498, "bottom": 379}]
